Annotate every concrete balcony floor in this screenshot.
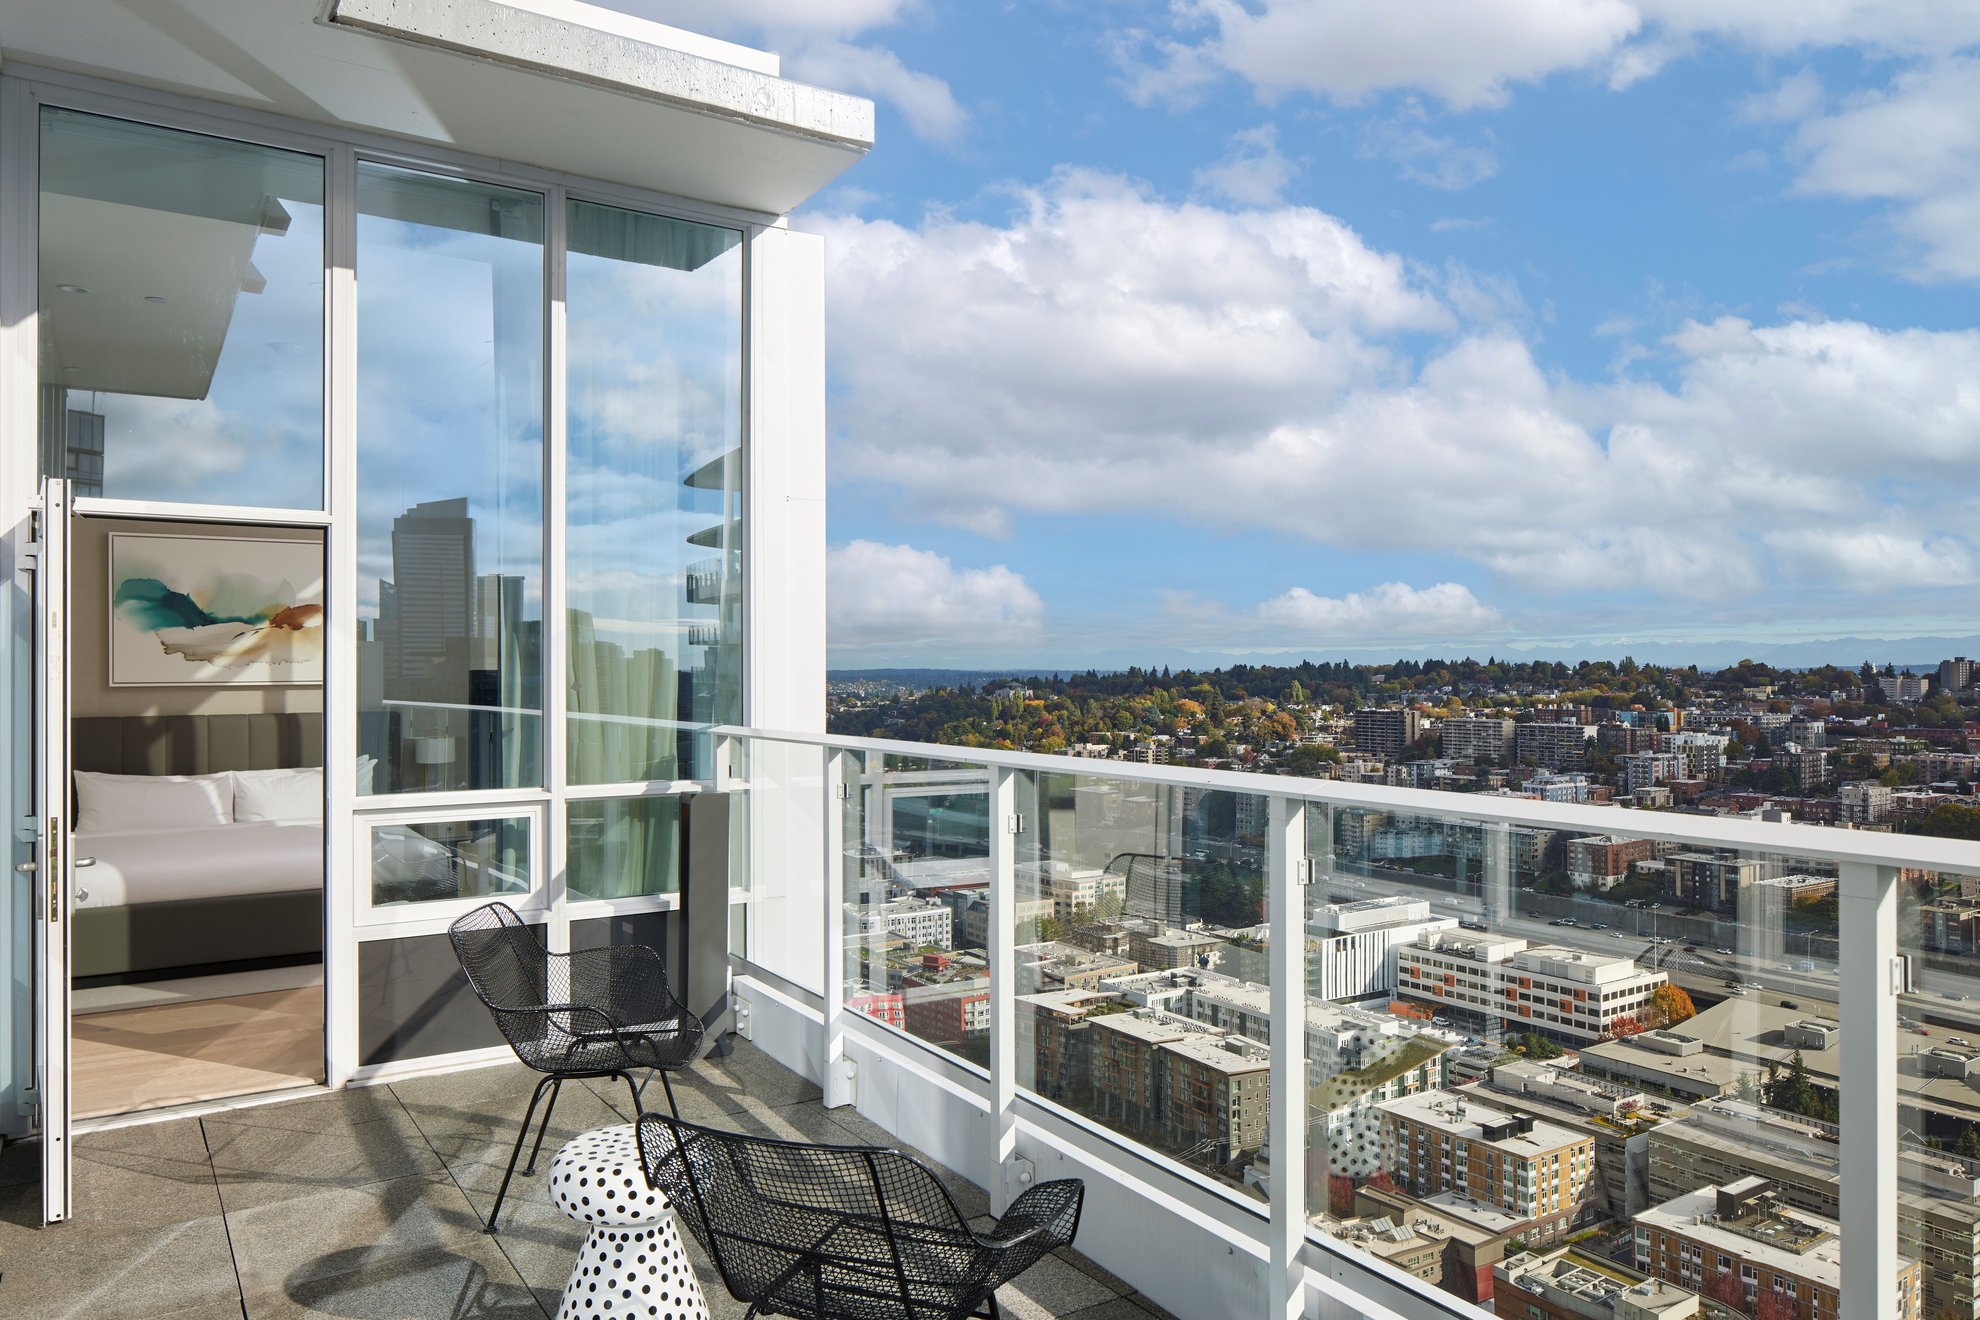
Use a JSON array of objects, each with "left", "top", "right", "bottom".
[{"left": 0, "top": 1040, "right": 1176, "bottom": 1320}]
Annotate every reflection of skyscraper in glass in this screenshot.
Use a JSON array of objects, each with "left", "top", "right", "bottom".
[{"left": 388, "top": 497, "right": 474, "bottom": 692}]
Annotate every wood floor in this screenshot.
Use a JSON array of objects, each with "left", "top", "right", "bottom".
[{"left": 72, "top": 985, "right": 324, "bottom": 1119}]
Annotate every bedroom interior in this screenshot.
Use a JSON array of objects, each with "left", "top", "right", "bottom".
[{"left": 67, "top": 517, "right": 328, "bottom": 1119}]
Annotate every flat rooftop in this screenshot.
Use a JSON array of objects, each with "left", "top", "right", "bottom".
[{"left": 1378, "top": 1091, "right": 1589, "bottom": 1156}]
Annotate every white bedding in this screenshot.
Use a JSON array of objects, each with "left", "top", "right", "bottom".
[{"left": 73, "top": 822, "right": 324, "bottom": 909}]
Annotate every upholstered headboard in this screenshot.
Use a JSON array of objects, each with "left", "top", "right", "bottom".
[{"left": 73, "top": 713, "right": 324, "bottom": 776}]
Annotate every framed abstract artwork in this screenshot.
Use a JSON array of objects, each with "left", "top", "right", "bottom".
[{"left": 108, "top": 533, "right": 324, "bottom": 686}]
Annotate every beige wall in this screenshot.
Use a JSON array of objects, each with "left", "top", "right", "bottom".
[{"left": 74, "top": 516, "right": 325, "bottom": 718}]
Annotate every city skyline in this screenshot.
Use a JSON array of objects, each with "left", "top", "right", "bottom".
[{"left": 605, "top": 3, "right": 1980, "bottom": 671}]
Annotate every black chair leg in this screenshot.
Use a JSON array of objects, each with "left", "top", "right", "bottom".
[
  {"left": 486, "top": 1074, "right": 554, "bottom": 1234},
  {"left": 657, "top": 1066, "right": 681, "bottom": 1117},
  {"left": 520, "top": 1077, "right": 564, "bottom": 1177},
  {"left": 617, "top": 1070, "right": 643, "bottom": 1120}
]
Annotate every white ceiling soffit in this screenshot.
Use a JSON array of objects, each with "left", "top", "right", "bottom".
[{"left": 0, "top": 0, "right": 874, "bottom": 217}]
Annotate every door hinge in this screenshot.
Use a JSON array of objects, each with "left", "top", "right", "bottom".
[
  {"left": 1294, "top": 859, "right": 1315, "bottom": 886},
  {"left": 1893, "top": 954, "right": 1914, "bottom": 995},
  {"left": 834, "top": 782, "right": 850, "bottom": 801},
  {"left": 1006, "top": 813, "right": 1023, "bottom": 835}
]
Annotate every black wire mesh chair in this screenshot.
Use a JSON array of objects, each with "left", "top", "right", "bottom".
[
  {"left": 449, "top": 901, "right": 705, "bottom": 1232},
  {"left": 636, "top": 1111, "right": 1084, "bottom": 1320}
]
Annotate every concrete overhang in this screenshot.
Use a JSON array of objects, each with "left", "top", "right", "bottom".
[{"left": 0, "top": 0, "right": 873, "bottom": 217}]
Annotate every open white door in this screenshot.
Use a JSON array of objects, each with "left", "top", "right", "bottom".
[{"left": 32, "top": 477, "right": 72, "bottom": 1224}]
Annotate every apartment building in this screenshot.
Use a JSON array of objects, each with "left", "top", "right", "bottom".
[
  {"left": 1840, "top": 780, "right": 1897, "bottom": 825},
  {"left": 1442, "top": 716, "right": 1518, "bottom": 765},
  {"left": 1517, "top": 722, "right": 1596, "bottom": 772},
  {"left": 1646, "top": 1099, "right": 1980, "bottom": 1320},
  {"left": 1620, "top": 752, "right": 1684, "bottom": 797},
  {"left": 1355, "top": 708, "right": 1425, "bottom": 760},
  {"left": 851, "top": 896, "right": 953, "bottom": 950},
  {"left": 1160, "top": 1034, "right": 1271, "bottom": 1164},
  {"left": 1568, "top": 835, "right": 1658, "bottom": 892},
  {"left": 1379, "top": 1092, "right": 1600, "bottom": 1245},
  {"left": 1635, "top": 1180, "right": 1922, "bottom": 1320},
  {"left": 1307, "top": 896, "right": 1458, "bottom": 1002},
  {"left": 1658, "top": 731, "right": 1729, "bottom": 780},
  {"left": 1494, "top": 1247, "right": 1702, "bottom": 1320},
  {"left": 1397, "top": 931, "right": 1668, "bottom": 1045}
]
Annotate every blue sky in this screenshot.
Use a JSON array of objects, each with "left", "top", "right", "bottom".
[{"left": 618, "top": 2, "right": 1980, "bottom": 671}]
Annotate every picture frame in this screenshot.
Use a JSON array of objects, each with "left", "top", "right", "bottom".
[{"left": 107, "top": 532, "right": 324, "bottom": 686}]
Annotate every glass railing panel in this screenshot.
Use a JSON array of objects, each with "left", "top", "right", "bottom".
[
  {"left": 1011, "top": 767, "right": 1275, "bottom": 1203},
  {"left": 737, "top": 735, "right": 826, "bottom": 993},
  {"left": 1304, "top": 806, "right": 1856, "bottom": 1315},
  {"left": 840, "top": 750, "right": 994, "bottom": 1068},
  {"left": 1898, "top": 855, "right": 1980, "bottom": 1320}
]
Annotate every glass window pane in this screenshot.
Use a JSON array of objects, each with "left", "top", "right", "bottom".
[
  {"left": 38, "top": 109, "right": 324, "bottom": 508},
  {"left": 565, "top": 198, "right": 742, "bottom": 785},
  {"left": 567, "top": 796, "right": 681, "bottom": 901},
  {"left": 356, "top": 163, "right": 544, "bottom": 795},
  {"left": 370, "top": 816, "right": 530, "bottom": 907}
]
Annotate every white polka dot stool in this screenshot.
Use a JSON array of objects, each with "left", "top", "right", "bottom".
[{"left": 549, "top": 1123, "right": 711, "bottom": 1320}]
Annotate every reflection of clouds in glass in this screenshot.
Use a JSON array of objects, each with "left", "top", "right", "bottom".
[
  {"left": 75, "top": 199, "right": 325, "bottom": 509},
  {"left": 355, "top": 208, "right": 543, "bottom": 624}
]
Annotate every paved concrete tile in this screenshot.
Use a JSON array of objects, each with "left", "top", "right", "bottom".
[
  {"left": 211, "top": 1086, "right": 408, "bottom": 1134},
  {"left": 0, "top": 1118, "right": 222, "bottom": 1237},
  {"left": 0, "top": 1214, "right": 243, "bottom": 1320},
  {"left": 1063, "top": 1299, "right": 1173, "bottom": 1320},
  {"left": 246, "top": 1245, "right": 545, "bottom": 1319},
  {"left": 414, "top": 1078, "right": 627, "bottom": 1172},
  {"left": 205, "top": 1107, "right": 445, "bottom": 1213},
  {"left": 225, "top": 1171, "right": 503, "bottom": 1301},
  {"left": 0, "top": 1137, "right": 35, "bottom": 1188},
  {"left": 991, "top": 1252, "right": 1122, "bottom": 1320}
]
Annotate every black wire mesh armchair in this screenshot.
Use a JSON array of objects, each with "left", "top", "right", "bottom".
[
  {"left": 449, "top": 901, "right": 705, "bottom": 1232},
  {"left": 637, "top": 1111, "right": 1084, "bottom": 1320}
]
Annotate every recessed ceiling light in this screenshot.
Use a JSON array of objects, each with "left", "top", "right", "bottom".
[
  {"left": 143, "top": 295, "right": 167, "bottom": 304},
  {"left": 56, "top": 283, "right": 88, "bottom": 294}
]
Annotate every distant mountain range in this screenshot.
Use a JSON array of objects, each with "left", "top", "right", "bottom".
[{"left": 829, "top": 634, "right": 1980, "bottom": 683}]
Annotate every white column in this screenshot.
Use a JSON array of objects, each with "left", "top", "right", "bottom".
[
  {"left": 1839, "top": 859, "right": 1897, "bottom": 1320},
  {"left": 821, "top": 750, "right": 851, "bottom": 1107},
  {"left": 989, "top": 767, "right": 1019, "bottom": 1215},
  {"left": 1268, "top": 795, "right": 1308, "bottom": 1319}
]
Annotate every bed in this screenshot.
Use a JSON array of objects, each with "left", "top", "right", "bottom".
[{"left": 72, "top": 713, "right": 325, "bottom": 981}]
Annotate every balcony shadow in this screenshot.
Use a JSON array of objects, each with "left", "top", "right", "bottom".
[{"left": 285, "top": 1251, "right": 543, "bottom": 1319}]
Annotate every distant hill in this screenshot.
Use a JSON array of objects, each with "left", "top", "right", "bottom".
[{"left": 829, "top": 668, "right": 1102, "bottom": 692}]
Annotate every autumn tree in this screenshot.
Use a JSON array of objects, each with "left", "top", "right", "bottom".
[
  {"left": 1703, "top": 1269, "right": 1748, "bottom": 1313},
  {"left": 1327, "top": 1173, "right": 1355, "bottom": 1218},
  {"left": 1601, "top": 1015, "right": 1647, "bottom": 1041},
  {"left": 1650, "top": 983, "right": 1697, "bottom": 1029},
  {"left": 1751, "top": 1290, "right": 1799, "bottom": 1320}
]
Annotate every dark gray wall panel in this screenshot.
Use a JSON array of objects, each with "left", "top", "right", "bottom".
[{"left": 359, "top": 929, "right": 515, "bottom": 1065}]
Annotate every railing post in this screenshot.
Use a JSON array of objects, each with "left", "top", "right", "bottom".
[
  {"left": 1839, "top": 859, "right": 1897, "bottom": 1320},
  {"left": 1268, "top": 794, "right": 1307, "bottom": 1319},
  {"left": 989, "top": 766, "right": 1019, "bottom": 1215},
  {"left": 822, "top": 749, "right": 852, "bottom": 1108}
]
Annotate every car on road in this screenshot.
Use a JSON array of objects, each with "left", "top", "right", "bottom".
[
  {"left": 1952, "top": 1036, "right": 1972, "bottom": 1047},
  {"left": 1912, "top": 1026, "right": 1932, "bottom": 1036},
  {"left": 1612, "top": 931, "right": 1628, "bottom": 939},
  {"left": 1650, "top": 937, "right": 1673, "bottom": 945},
  {"left": 1590, "top": 922, "right": 1609, "bottom": 930},
  {"left": 1715, "top": 947, "right": 1734, "bottom": 955},
  {"left": 1459, "top": 920, "right": 1487, "bottom": 932},
  {"left": 1780, "top": 999, "right": 1799, "bottom": 1009},
  {"left": 1683, "top": 946, "right": 1698, "bottom": 953},
  {"left": 1550, "top": 917, "right": 1577, "bottom": 927},
  {"left": 1728, "top": 986, "right": 1747, "bottom": 996}
]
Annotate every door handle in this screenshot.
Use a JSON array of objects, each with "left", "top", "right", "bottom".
[
  {"left": 75, "top": 857, "right": 96, "bottom": 868},
  {"left": 13, "top": 862, "right": 33, "bottom": 873}
]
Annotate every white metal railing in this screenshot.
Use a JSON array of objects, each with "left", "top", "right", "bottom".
[{"left": 713, "top": 723, "right": 1978, "bottom": 1320}]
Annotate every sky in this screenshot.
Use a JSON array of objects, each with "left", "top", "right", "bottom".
[{"left": 611, "top": 1, "right": 1980, "bottom": 673}]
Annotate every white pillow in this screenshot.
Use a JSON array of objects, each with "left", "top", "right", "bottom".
[
  {"left": 233, "top": 766, "right": 325, "bottom": 823},
  {"left": 356, "top": 754, "right": 378, "bottom": 797},
  {"left": 74, "top": 770, "right": 233, "bottom": 833}
]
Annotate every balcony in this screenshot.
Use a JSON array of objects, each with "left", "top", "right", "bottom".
[
  {"left": 722, "top": 726, "right": 1980, "bottom": 1320},
  {"left": 0, "top": 1041, "right": 1166, "bottom": 1319}
]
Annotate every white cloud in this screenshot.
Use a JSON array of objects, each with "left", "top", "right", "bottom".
[
  {"left": 828, "top": 541, "right": 1045, "bottom": 651},
  {"left": 1122, "top": 0, "right": 1980, "bottom": 111},
  {"left": 1154, "top": 0, "right": 1642, "bottom": 111},
  {"left": 1361, "top": 110, "right": 1501, "bottom": 190},
  {"left": 1193, "top": 124, "right": 1299, "bottom": 206},
  {"left": 814, "top": 177, "right": 1980, "bottom": 613},
  {"left": 1789, "top": 57, "right": 1980, "bottom": 281},
  {"left": 782, "top": 39, "right": 966, "bottom": 144},
  {"left": 1256, "top": 582, "right": 1502, "bottom": 638},
  {"left": 1763, "top": 528, "right": 1977, "bottom": 589},
  {"left": 1737, "top": 68, "right": 1824, "bottom": 123}
]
